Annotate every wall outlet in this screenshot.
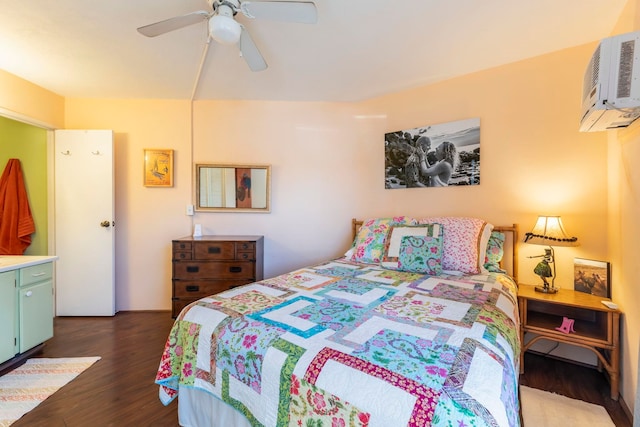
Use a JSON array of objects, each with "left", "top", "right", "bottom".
[{"left": 186, "top": 204, "right": 194, "bottom": 216}]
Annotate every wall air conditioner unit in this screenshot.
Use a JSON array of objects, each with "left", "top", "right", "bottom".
[{"left": 580, "top": 31, "right": 640, "bottom": 132}]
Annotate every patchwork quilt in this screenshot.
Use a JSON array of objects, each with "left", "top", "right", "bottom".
[{"left": 156, "top": 258, "right": 521, "bottom": 427}]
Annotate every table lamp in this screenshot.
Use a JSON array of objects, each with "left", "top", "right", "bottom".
[{"left": 524, "top": 216, "right": 578, "bottom": 293}]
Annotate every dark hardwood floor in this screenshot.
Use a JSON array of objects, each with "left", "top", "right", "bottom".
[
  {"left": 520, "top": 352, "right": 632, "bottom": 427},
  {"left": 10, "top": 312, "right": 179, "bottom": 427},
  {"left": 6, "top": 311, "right": 633, "bottom": 427}
]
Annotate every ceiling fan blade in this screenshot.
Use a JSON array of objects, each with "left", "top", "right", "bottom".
[
  {"left": 240, "top": 1, "right": 317, "bottom": 24},
  {"left": 239, "top": 26, "right": 268, "bottom": 72},
  {"left": 137, "top": 11, "right": 210, "bottom": 37}
]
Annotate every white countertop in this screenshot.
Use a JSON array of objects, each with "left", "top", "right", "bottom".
[{"left": 0, "top": 256, "right": 58, "bottom": 273}]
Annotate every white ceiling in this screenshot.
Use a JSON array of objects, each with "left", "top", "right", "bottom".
[{"left": 0, "top": 0, "right": 628, "bottom": 102}]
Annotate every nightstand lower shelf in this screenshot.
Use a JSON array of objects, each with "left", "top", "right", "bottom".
[{"left": 518, "top": 284, "right": 620, "bottom": 400}]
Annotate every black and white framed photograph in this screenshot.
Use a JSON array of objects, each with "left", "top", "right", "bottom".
[
  {"left": 574, "top": 258, "right": 611, "bottom": 298},
  {"left": 384, "top": 118, "right": 480, "bottom": 189}
]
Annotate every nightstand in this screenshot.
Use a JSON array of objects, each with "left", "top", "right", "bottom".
[{"left": 517, "top": 284, "right": 621, "bottom": 400}]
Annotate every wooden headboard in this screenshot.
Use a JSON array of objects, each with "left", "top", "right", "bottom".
[{"left": 351, "top": 219, "right": 519, "bottom": 282}]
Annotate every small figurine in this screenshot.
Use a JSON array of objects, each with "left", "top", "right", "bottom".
[{"left": 555, "top": 316, "right": 575, "bottom": 334}]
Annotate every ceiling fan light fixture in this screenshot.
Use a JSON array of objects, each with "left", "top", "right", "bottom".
[{"left": 209, "top": 14, "right": 241, "bottom": 45}]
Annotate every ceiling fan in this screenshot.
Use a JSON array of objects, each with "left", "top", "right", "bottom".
[{"left": 137, "top": 0, "right": 318, "bottom": 72}]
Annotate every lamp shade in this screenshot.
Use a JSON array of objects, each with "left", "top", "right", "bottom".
[
  {"left": 524, "top": 216, "right": 578, "bottom": 247},
  {"left": 209, "top": 14, "right": 241, "bottom": 45}
]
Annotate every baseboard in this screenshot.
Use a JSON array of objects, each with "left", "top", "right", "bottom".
[
  {"left": 0, "top": 343, "right": 44, "bottom": 376},
  {"left": 114, "top": 310, "right": 172, "bottom": 314},
  {"left": 619, "top": 395, "right": 633, "bottom": 426}
]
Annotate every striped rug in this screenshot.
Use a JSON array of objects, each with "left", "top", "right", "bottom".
[{"left": 0, "top": 357, "right": 100, "bottom": 427}]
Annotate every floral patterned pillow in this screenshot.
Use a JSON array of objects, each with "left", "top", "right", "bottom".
[
  {"left": 484, "top": 231, "right": 506, "bottom": 273},
  {"left": 380, "top": 224, "right": 441, "bottom": 270},
  {"left": 349, "top": 217, "right": 416, "bottom": 264},
  {"left": 416, "top": 217, "right": 493, "bottom": 274},
  {"left": 397, "top": 235, "right": 443, "bottom": 275}
]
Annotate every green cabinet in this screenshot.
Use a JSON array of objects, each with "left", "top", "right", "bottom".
[
  {"left": 0, "top": 271, "right": 17, "bottom": 364},
  {"left": 19, "top": 263, "right": 54, "bottom": 353},
  {"left": 0, "top": 260, "right": 54, "bottom": 367}
]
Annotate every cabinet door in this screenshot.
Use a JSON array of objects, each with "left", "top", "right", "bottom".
[
  {"left": 19, "top": 280, "right": 53, "bottom": 353},
  {"left": 0, "top": 271, "right": 17, "bottom": 363}
]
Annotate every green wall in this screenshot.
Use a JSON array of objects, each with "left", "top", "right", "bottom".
[{"left": 0, "top": 116, "right": 48, "bottom": 255}]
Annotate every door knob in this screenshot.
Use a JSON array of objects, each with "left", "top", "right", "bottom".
[{"left": 100, "top": 221, "right": 111, "bottom": 228}]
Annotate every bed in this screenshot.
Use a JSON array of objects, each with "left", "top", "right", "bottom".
[{"left": 156, "top": 216, "right": 521, "bottom": 427}]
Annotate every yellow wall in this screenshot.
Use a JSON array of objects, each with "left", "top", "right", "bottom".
[
  {"left": 609, "top": 0, "right": 640, "bottom": 418},
  {"left": 0, "top": 69, "right": 64, "bottom": 129},
  {"left": 61, "top": 43, "right": 609, "bottom": 321},
  {"left": 358, "top": 44, "right": 609, "bottom": 286},
  {"left": 611, "top": 122, "right": 640, "bottom": 422},
  {"left": 1, "top": 14, "right": 637, "bottom": 415},
  {"left": 0, "top": 116, "right": 48, "bottom": 255},
  {"left": 0, "top": 68, "right": 63, "bottom": 257},
  {"left": 63, "top": 98, "right": 192, "bottom": 310}
]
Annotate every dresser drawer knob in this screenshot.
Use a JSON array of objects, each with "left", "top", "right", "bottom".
[
  {"left": 229, "top": 266, "right": 242, "bottom": 273},
  {"left": 241, "top": 243, "right": 249, "bottom": 249},
  {"left": 180, "top": 244, "right": 187, "bottom": 249},
  {"left": 241, "top": 253, "right": 248, "bottom": 259},
  {"left": 208, "top": 246, "right": 221, "bottom": 254},
  {"left": 186, "top": 266, "right": 200, "bottom": 273},
  {"left": 186, "top": 285, "right": 200, "bottom": 292}
]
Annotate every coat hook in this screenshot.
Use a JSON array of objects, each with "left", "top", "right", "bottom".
[{"left": 61, "top": 150, "right": 70, "bottom": 155}]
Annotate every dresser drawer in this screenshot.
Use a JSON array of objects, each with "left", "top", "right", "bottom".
[
  {"left": 194, "top": 241, "right": 237, "bottom": 260},
  {"left": 173, "top": 251, "right": 192, "bottom": 261},
  {"left": 236, "top": 241, "right": 255, "bottom": 252},
  {"left": 173, "top": 261, "right": 255, "bottom": 280},
  {"left": 173, "top": 279, "right": 250, "bottom": 298},
  {"left": 173, "top": 241, "right": 192, "bottom": 252},
  {"left": 20, "top": 263, "right": 53, "bottom": 287},
  {"left": 236, "top": 250, "right": 255, "bottom": 261}
]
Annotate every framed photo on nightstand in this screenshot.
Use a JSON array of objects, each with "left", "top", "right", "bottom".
[{"left": 574, "top": 258, "right": 610, "bottom": 298}]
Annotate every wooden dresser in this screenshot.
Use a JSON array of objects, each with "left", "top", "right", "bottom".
[{"left": 171, "top": 235, "right": 264, "bottom": 317}]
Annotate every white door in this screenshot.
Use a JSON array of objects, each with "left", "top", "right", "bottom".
[{"left": 54, "top": 130, "right": 115, "bottom": 316}]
